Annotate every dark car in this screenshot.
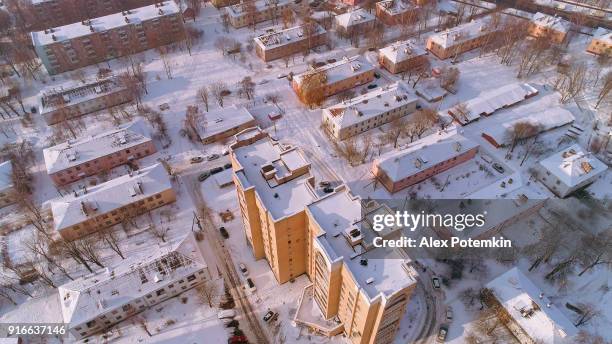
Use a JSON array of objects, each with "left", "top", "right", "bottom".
[
  {"left": 210, "top": 166, "right": 224, "bottom": 174},
  {"left": 323, "top": 186, "right": 334, "bottom": 193},
  {"left": 367, "top": 84, "right": 378, "bottom": 89},
  {"left": 263, "top": 310, "right": 274, "bottom": 322},
  {"left": 190, "top": 156, "right": 204, "bottom": 164},
  {"left": 220, "top": 226, "right": 229, "bottom": 239},
  {"left": 224, "top": 163, "right": 232, "bottom": 170},
  {"left": 228, "top": 335, "right": 248, "bottom": 344},
  {"left": 198, "top": 171, "right": 211, "bottom": 182},
  {"left": 432, "top": 277, "right": 441, "bottom": 289},
  {"left": 492, "top": 162, "right": 505, "bottom": 173},
  {"left": 374, "top": 72, "right": 381, "bottom": 79},
  {"left": 224, "top": 320, "right": 239, "bottom": 328},
  {"left": 437, "top": 325, "right": 448, "bottom": 342}
]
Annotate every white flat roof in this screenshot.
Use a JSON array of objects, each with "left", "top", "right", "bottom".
[
  {"left": 195, "top": 105, "right": 255, "bottom": 141},
  {"left": 335, "top": 8, "right": 375, "bottom": 28},
  {"left": 532, "top": 12, "right": 571, "bottom": 33},
  {"left": 539, "top": 144, "right": 607, "bottom": 188},
  {"left": 50, "top": 163, "right": 172, "bottom": 231},
  {"left": 293, "top": 55, "right": 374, "bottom": 86},
  {"left": 227, "top": 0, "right": 288, "bottom": 17},
  {"left": 308, "top": 188, "right": 417, "bottom": 300},
  {"left": 468, "top": 173, "right": 547, "bottom": 199},
  {"left": 428, "top": 16, "right": 496, "bottom": 48},
  {"left": 375, "top": 131, "right": 479, "bottom": 182},
  {"left": 254, "top": 23, "right": 325, "bottom": 50},
  {"left": 39, "top": 77, "right": 127, "bottom": 114},
  {"left": 43, "top": 120, "right": 153, "bottom": 174},
  {"left": 486, "top": 268, "right": 578, "bottom": 343},
  {"left": 58, "top": 233, "right": 206, "bottom": 327},
  {"left": 324, "top": 82, "right": 418, "bottom": 129},
  {"left": 0, "top": 160, "right": 13, "bottom": 193},
  {"left": 231, "top": 128, "right": 316, "bottom": 220},
  {"left": 31, "top": 1, "right": 180, "bottom": 46},
  {"left": 379, "top": 40, "right": 427, "bottom": 63}
]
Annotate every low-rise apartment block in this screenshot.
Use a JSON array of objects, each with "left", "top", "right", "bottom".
[
  {"left": 586, "top": 27, "right": 611, "bottom": 56},
  {"left": 484, "top": 268, "right": 577, "bottom": 344},
  {"left": 254, "top": 23, "right": 327, "bottom": 61},
  {"left": 192, "top": 105, "right": 257, "bottom": 144},
  {"left": 43, "top": 121, "right": 156, "bottom": 185},
  {"left": 536, "top": 144, "right": 607, "bottom": 198},
  {"left": 226, "top": 0, "right": 290, "bottom": 28},
  {"left": 378, "top": 40, "right": 428, "bottom": 74},
  {"left": 372, "top": 132, "right": 479, "bottom": 193},
  {"left": 528, "top": 12, "right": 570, "bottom": 44},
  {"left": 292, "top": 55, "right": 375, "bottom": 102},
  {"left": 229, "top": 127, "right": 419, "bottom": 344},
  {"left": 0, "top": 161, "right": 15, "bottom": 208},
  {"left": 335, "top": 8, "right": 376, "bottom": 33},
  {"left": 426, "top": 16, "right": 502, "bottom": 59},
  {"left": 211, "top": 0, "right": 240, "bottom": 8},
  {"left": 59, "top": 233, "right": 209, "bottom": 340},
  {"left": 51, "top": 163, "right": 175, "bottom": 240},
  {"left": 39, "top": 76, "right": 133, "bottom": 125},
  {"left": 322, "top": 82, "right": 418, "bottom": 140},
  {"left": 21, "top": 0, "right": 159, "bottom": 30},
  {"left": 376, "top": 0, "right": 420, "bottom": 26},
  {"left": 30, "top": 1, "right": 186, "bottom": 75}
]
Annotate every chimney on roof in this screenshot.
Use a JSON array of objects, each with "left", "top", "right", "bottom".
[
  {"left": 90, "top": 25, "right": 95, "bottom": 32},
  {"left": 52, "top": 34, "right": 57, "bottom": 41},
  {"left": 125, "top": 17, "right": 130, "bottom": 23},
  {"left": 158, "top": 8, "right": 164, "bottom": 15}
]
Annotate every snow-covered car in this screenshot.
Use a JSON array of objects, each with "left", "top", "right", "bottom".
[
  {"left": 218, "top": 310, "right": 236, "bottom": 319},
  {"left": 207, "top": 154, "right": 220, "bottom": 161},
  {"left": 222, "top": 148, "right": 230, "bottom": 156},
  {"left": 492, "top": 162, "right": 505, "bottom": 173},
  {"left": 263, "top": 310, "right": 274, "bottom": 322},
  {"left": 210, "top": 166, "right": 224, "bottom": 174},
  {"left": 224, "top": 163, "right": 232, "bottom": 170},
  {"left": 277, "top": 73, "right": 288, "bottom": 79},
  {"left": 190, "top": 156, "right": 204, "bottom": 164},
  {"left": 446, "top": 309, "right": 453, "bottom": 321},
  {"left": 432, "top": 277, "right": 441, "bottom": 289},
  {"left": 437, "top": 325, "right": 448, "bottom": 342},
  {"left": 238, "top": 263, "right": 248, "bottom": 276},
  {"left": 198, "top": 171, "right": 211, "bottom": 182}
]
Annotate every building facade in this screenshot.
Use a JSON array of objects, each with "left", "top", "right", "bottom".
[
  {"left": 426, "top": 16, "right": 502, "bottom": 59},
  {"left": 375, "top": 0, "right": 420, "bottom": 26},
  {"left": 50, "top": 163, "right": 175, "bottom": 240},
  {"left": 254, "top": 23, "right": 327, "bottom": 62},
  {"left": 20, "top": 0, "right": 159, "bottom": 30},
  {"left": 43, "top": 121, "right": 156, "bottom": 185},
  {"left": 334, "top": 9, "right": 376, "bottom": 34},
  {"left": 39, "top": 76, "right": 133, "bottom": 125},
  {"left": 292, "top": 55, "right": 375, "bottom": 103},
  {"left": 322, "top": 82, "right": 418, "bottom": 140},
  {"left": 527, "top": 12, "right": 570, "bottom": 44},
  {"left": 586, "top": 27, "right": 611, "bottom": 56},
  {"left": 378, "top": 40, "right": 428, "bottom": 74},
  {"left": 0, "top": 161, "right": 15, "bottom": 208},
  {"left": 226, "top": 0, "right": 290, "bottom": 28},
  {"left": 30, "top": 2, "right": 186, "bottom": 75},
  {"left": 211, "top": 0, "right": 240, "bottom": 8},
  {"left": 229, "top": 127, "right": 419, "bottom": 344},
  {"left": 59, "top": 233, "right": 209, "bottom": 340},
  {"left": 372, "top": 133, "right": 479, "bottom": 193}
]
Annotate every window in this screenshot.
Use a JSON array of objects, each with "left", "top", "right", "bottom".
[
  {"left": 187, "top": 274, "right": 196, "bottom": 282},
  {"left": 86, "top": 320, "right": 96, "bottom": 328},
  {"left": 156, "top": 289, "right": 166, "bottom": 296}
]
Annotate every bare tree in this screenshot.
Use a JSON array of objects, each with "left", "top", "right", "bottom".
[
  {"left": 507, "top": 121, "right": 540, "bottom": 153},
  {"left": 239, "top": 76, "right": 256, "bottom": 101},
  {"left": 281, "top": 7, "right": 295, "bottom": 29},
  {"left": 58, "top": 239, "right": 94, "bottom": 273},
  {"left": 439, "top": 66, "right": 460, "bottom": 91},
  {"left": 198, "top": 86, "right": 210, "bottom": 111},
  {"left": 574, "top": 303, "right": 601, "bottom": 327},
  {"left": 98, "top": 227, "right": 125, "bottom": 259},
  {"left": 220, "top": 12, "right": 230, "bottom": 33},
  {"left": 517, "top": 33, "right": 553, "bottom": 78},
  {"left": 209, "top": 81, "right": 228, "bottom": 107},
  {"left": 554, "top": 62, "right": 588, "bottom": 103},
  {"left": 297, "top": 70, "right": 326, "bottom": 107},
  {"left": 595, "top": 72, "right": 611, "bottom": 109},
  {"left": 77, "top": 236, "right": 105, "bottom": 268},
  {"left": 24, "top": 235, "right": 73, "bottom": 280},
  {"left": 196, "top": 279, "right": 218, "bottom": 307},
  {"left": 150, "top": 223, "right": 169, "bottom": 243},
  {"left": 385, "top": 116, "right": 408, "bottom": 148},
  {"left": 157, "top": 46, "right": 173, "bottom": 79},
  {"left": 576, "top": 231, "right": 611, "bottom": 276}
]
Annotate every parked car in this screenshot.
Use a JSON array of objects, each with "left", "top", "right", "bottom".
[
  {"left": 374, "top": 72, "right": 381, "bottom": 79},
  {"left": 224, "top": 163, "right": 232, "bottom": 170},
  {"left": 218, "top": 310, "right": 236, "bottom": 319},
  {"left": 319, "top": 181, "right": 331, "bottom": 187},
  {"left": 263, "top": 310, "right": 275, "bottom": 322},
  {"left": 432, "top": 277, "right": 441, "bottom": 289},
  {"left": 277, "top": 73, "right": 288, "bottom": 79},
  {"left": 238, "top": 263, "right": 248, "bottom": 276},
  {"left": 367, "top": 84, "right": 378, "bottom": 89},
  {"left": 220, "top": 226, "right": 229, "bottom": 239},
  {"left": 437, "top": 325, "right": 448, "bottom": 342},
  {"left": 198, "top": 171, "right": 211, "bottom": 182},
  {"left": 222, "top": 148, "right": 230, "bottom": 156},
  {"left": 246, "top": 278, "right": 256, "bottom": 292},
  {"left": 210, "top": 166, "right": 224, "bottom": 174},
  {"left": 224, "top": 319, "right": 239, "bottom": 328},
  {"left": 268, "top": 112, "right": 282, "bottom": 121},
  {"left": 323, "top": 186, "right": 334, "bottom": 193},
  {"left": 207, "top": 154, "right": 220, "bottom": 161},
  {"left": 190, "top": 156, "right": 204, "bottom": 164},
  {"left": 228, "top": 335, "right": 248, "bottom": 344},
  {"left": 492, "top": 162, "right": 505, "bottom": 173},
  {"left": 446, "top": 309, "right": 453, "bottom": 321}
]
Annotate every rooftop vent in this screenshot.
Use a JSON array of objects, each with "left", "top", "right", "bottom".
[
  {"left": 360, "top": 258, "right": 368, "bottom": 266},
  {"left": 453, "top": 142, "right": 462, "bottom": 152},
  {"left": 344, "top": 227, "right": 363, "bottom": 246}
]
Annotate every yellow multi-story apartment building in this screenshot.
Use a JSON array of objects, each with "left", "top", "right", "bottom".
[
  {"left": 527, "top": 12, "right": 570, "bottom": 44},
  {"left": 587, "top": 27, "right": 611, "bottom": 56},
  {"left": 229, "top": 127, "right": 419, "bottom": 344}
]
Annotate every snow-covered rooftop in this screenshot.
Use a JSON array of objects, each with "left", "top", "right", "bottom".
[
  {"left": 323, "top": 82, "right": 418, "bottom": 129},
  {"left": 539, "top": 144, "right": 607, "bottom": 188},
  {"left": 379, "top": 40, "right": 427, "bottom": 63},
  {"left": 592, "top": 27, "right": 611, "bottom": 43},
  {"left": 293, "top": 55, "right": 374, "bottom": 86},
  {"left": 231, "top": 128, "right": 317, "bottom": 220},
  {"left": 375, "top": 131, "right": 479, "bottom": 182},
  {"left": 58, "top": 233, "right": 206, "bottom": 328},
  {"left": 31, "top": 1, "right": 180, "bottom": 46},
  {"left": 468, "top": 173, "right": 547, "bottom": 200},
  {"left": 0, "top": 160, "right": 13, "bottom": 193},
  {"left": 376, "top": 0, "right": 418, "bottom": 15},
  {"left": 428, "top": 17, "right": 497, "bottom": 48},
  {"left": 43, "top": 120, "right": 153, "bottom": 174},
  {"left": 308, "top": 187, "right": 418, "bottom": 300},
  {"left": 481, "top": 107, "right": 574, "bottom": 146},
  {"left": 335, "top": 8, "right": 375, "bottom": 29},
  {"left": 486, "top": 268, "right": 578, "bottom": 343},
  {"left": 50, "top": 163, "right": 172, "bottom": 232},
  {"left": 450, "top": 83, "right": 538, "bottom": 124},
  {"left": 531, "top": 12, "right": 571, "bottom": 33},
  {"left": 227, "top": 0, "right": 288, "bottom": 16},
  {"left": 194, "top": 105, "right": 255, "bottom": 141},
  {"left": 254, "top": 23, "right": 325, "bottom": 49},
  {"left": 39, "top": 76, "right": 128, "bottom": 113}
]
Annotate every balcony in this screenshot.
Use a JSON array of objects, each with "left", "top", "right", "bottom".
[{"left": 293, "top": 284, "right": 344, "bottom": 337}]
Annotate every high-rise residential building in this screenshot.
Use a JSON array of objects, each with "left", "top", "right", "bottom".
[
  {"left": 229, "top": 127, "right": 419, "bottom": 344},
  {"left": 30, "top": 1, "right": 186, "bottom": 75}
]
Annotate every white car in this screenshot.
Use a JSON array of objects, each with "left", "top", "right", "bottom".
[
  {"left": 218, "top": 309, "right": 236, "bottom": 320},
  {"left": 238, "top": 263, "right": 248, "bottom": 276},
  {"left": 446, "top": 309, "right": 453, "bottom": 321}
]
